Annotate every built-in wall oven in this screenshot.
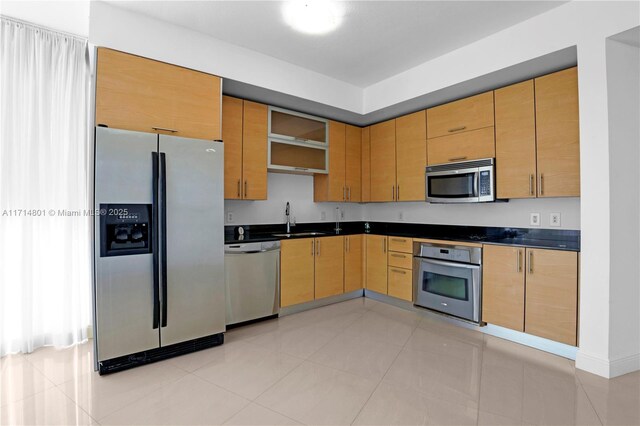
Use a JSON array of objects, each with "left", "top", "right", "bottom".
[
  {"left": 413, "top": 241, "right": 483, "bottom": 323},
  {"left": 425, "top": 158, "right": 495, "bottom": 203}
]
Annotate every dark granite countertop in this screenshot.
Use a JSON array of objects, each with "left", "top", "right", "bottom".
[{"left": 225, "top": 221, "right": 580, "bottom": 251}]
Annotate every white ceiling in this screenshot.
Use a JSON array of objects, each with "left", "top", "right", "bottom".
[{"left": 106, "top": 1, "right": 567, "bottom": 87}]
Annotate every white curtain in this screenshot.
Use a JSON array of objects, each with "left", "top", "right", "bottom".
[{"left": 0, "top": 17, "right": 91, "bottom": 356}]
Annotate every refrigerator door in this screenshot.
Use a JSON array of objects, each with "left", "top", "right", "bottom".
[
  {"left": 158, "top": 135, "right": 225, "bottom": 346},
  {"left": 94, "top": 127, "right": 160, "bottom": 362}
]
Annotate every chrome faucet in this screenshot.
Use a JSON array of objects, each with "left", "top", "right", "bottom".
[
  {"left": 285, "top": 202, "right": 291, "bottom": 233},
  {"left": 334, "top": 206, "right": 342, "bottom": 233}
]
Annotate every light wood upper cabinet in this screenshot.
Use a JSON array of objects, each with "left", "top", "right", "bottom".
[
  {"left": 482, "top": 244, "right": 526, "bottom": 332},
  {"left": 242, "top": 101, "right": 268, "bottom": 200},
  {"left": 535, "top": 67, "right": 580, "bottom": 197},
  {"left": 315, "top": 236, "right": 345, "bottom": 299},
  {"left": 361, "top": 126, "right": 371, "bottom": 202},
  {"left": 314, "top": 122, "right": 361, "bottom": 202},
  {"left": 222, "top": 96, "right": 268, "bottom": 200},
  {"left": 345, "top": 125, "right": 362, "bottom": 202},
  {"left": 495, "top": 80, "right": 537, "bottom": 199},
  {"left": 370, "top": 119, "right": 397, "bottom": 202},
  {"left": 222, "top": 96, "right": 244, "bottom": 199},
  {"left": 96, "top": 48, "right": 221, "bottom": 140},
  {"left": 280, "top": 238, "right": 315, "bottom": 308},
  {"left": 525, "top": 248, "right": 578, "bottom": 346},
  {"left": 345, "top": 235, "right": 364, "bottom": 293},
  {"left": 396, "top": 111, "right": 427, "bottom": 201},
  {"left": 427, "top": 126, "right": 495, "bottom": 165},
  {"left": 426, "top": 92, "right": 494, "bottom": 139},
  {"left": 366, "top": 235, "right": 388, "bottom": 294}
]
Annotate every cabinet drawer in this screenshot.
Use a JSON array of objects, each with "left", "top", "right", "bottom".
[
  {"left": 427, "top": 126, "right": 495, "bottom": 165},
  {"left": 388, "top": 267, "right": 413, "bottom": 302},
  {"left": 388, "top": 251, "right": 413, "bottom": 269},
  {"left": 427, "top": 92, "right": 494, "bottom": 138},
  {"left": 388, "top": 237, "right": 413, "bottom": 253}
]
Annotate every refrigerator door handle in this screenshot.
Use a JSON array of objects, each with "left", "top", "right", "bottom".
[
  {"left": 160, "top": 152, "right": 168, "bottom": 328},
  {"left": 152, "top": 152, "right": 160, "bottom": 329}
]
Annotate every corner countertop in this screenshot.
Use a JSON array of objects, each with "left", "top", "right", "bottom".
[{"left": 224, "top": 222, "right": 580, "bottom": 252}]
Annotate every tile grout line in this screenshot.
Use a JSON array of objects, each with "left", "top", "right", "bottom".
[{"left": 573, "top": 370, "right": 605, "bottom": 425}]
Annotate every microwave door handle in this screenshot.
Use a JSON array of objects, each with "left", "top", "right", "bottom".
[
  {"left": 473, "top": 171, "right": 479, "bottom": 197},
  {"left": 421, "top": 258, "right": 480, "bottom": 270}
]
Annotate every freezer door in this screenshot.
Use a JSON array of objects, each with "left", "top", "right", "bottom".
[
  {"left": 94, "top": 127, "right": 160, "bottom": 362},
  {"left": 159, "top": 136, "right": 225, "bottom": 345}
]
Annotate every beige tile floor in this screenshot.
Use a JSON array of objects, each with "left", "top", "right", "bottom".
[{"left": 1, "top": 297, "right": 638, "bottom": 425}]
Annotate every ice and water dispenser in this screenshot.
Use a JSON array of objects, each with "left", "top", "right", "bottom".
[{"left": 100, "top": 204, "right": 152, "bottom": 257}]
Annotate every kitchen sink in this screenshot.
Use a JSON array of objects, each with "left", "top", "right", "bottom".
[{"left": 272, "top": 232, "right": 326, "bottom": 238}]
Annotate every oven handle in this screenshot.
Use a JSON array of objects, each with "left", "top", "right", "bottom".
[{"left": 418, "top": 257, "right": 481, "bottom": 270}]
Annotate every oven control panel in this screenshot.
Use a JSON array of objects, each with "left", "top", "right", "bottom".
[{"left": 417, "top": 243, "right": 482, "bottom": 265}]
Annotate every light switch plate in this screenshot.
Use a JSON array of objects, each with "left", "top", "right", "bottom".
[
  {"left": 530, "top": 213, "right": 540, "bottom": 226},
  {"left": 550, "top": 212, "right": 561, "bottom": 227}
]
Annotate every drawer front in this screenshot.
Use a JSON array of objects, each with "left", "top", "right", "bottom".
[
  {"left": 388, "top": 251, "right": 413, "bottom": 269},
  {"left": 388, "top": 267, "right": 413, "bottom": 302},
  {"left": 427, "top": 91, "right": 494, "bottom": 138},
  {"left": 427, "top": 126, "right": 495, "bottom": 165},
  {"left": 388, "top": 237, "right": 413, "bottom": 253}
]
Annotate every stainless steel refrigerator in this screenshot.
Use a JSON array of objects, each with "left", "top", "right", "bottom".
[{"left": 93, "top": 127, "right": 225, "bottom": 374}]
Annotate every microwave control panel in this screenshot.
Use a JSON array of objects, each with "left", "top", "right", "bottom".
[{"left": 479, "top": 171, "right": 492, "bottom": 196}]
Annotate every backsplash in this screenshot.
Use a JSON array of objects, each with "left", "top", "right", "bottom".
[{"left": 225, "top": 173, "right": 580, "bottom": 230}]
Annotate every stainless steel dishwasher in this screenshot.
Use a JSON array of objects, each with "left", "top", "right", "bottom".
[{"left": 224, "top": 241, "right": 280, "bottom": 326}]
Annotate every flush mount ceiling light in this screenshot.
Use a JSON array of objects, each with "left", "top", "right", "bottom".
[{"left": 283, "top": 0, "right": 343, "bottom": 35}]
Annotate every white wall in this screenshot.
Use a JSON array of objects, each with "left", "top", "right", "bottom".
[
  {"left": 606, "top": 36, "right": 640, "bottom": 374},
  {"left": 224, "top": 173, "right": 363, "bottom": 226},
  {"left": 364, "top": 198, "right": 579, "bottom": 229},
  {"left": 88, "top": 1, "right": 363, "bottom": 114}
]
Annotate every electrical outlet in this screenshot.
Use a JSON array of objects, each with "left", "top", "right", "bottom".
[
  {"left": 550, "top": 212, "right": 561, "bottom": 227},
  {"left": 530, "top": 213, "right": 540, "bottom": 226},
  {"left": 226, "top": 212, "right": 234, "bottom": 223},
  {"left": 340, "top": 210, "right": 345, "bottom": 219},
  {"left": 399, "top": 211, "right": 404, "bottom": 221},
  {"left": 321, "top": 211, "right": 326, "bottom": 220}
]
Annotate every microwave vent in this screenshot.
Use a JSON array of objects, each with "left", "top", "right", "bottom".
[{"left": 426, "top": 158, "right": 494, "bottom": 173}]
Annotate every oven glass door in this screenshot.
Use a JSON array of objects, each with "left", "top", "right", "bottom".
[
  {"left": 427, "top": 171, "right": 478, "bottom": 200},
  {"left": 415, "top": 258, "right": 480, "bottom": 322}
]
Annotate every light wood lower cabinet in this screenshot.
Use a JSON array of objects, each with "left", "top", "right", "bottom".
[
  {"left": 366, "top": 235, "right": 388, "bottom": 294},
  {"left": 315, "top": 236, "right": 345, "bottom": 299},
  {"left": 525, "top": 248, "right": 578, "bottom": 346},
  {"left": 388, "top": 267, "right": 413, "bottom": 302},
  {"left": 344, "top": 235, "right": 364, "bottom": 292},
  {"left": 482, "top": 245, "right": 526, "bottom": 331},
  {"left": 482, "top": 245, "right": 578, "bottom": 346},
  {"left": 280, "top": 238, "right": 315, "bottom": 307}
]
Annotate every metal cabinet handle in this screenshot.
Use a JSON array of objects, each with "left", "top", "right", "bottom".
[
  {"left": 152, "top": 126, "right": 178, "bottom": 133},
  {"left": 237, "top": 180, "right": 241, "bottom": 198},
  {"left": 311, "top": 240, "right": 314, "bottom": 256},
  {"left": 391, "top": 268, "right": 407, "bottom": 274},
  {"left": 348, "top": 186, "right": 351, "bottom": 201},
  {"left": 529, "top": 174, "right": 534, "bottom": 196},
  {"left": 516, "top": 249, "right": 522, "bottom": 272},
  {"left": 448, "top": 126, "right": 467, "bottom": 133},
  {"left": 539, "top": 174, "right": 544, "bottom": 196},
  {"left": 397, "top": 185, "right": 400, "bottom": 201},
  {"left": 343, "top": 186, "right": 346, "bottom": 201},
  {"left": 317, "top": 239, "right": 320, "bottom": 256},
  {"left": 391, "top": 253, "right": 406, "bottom": 258},
  {"left": 392, "top": 186, "right": 395, "bottom": 201},
  {"left": 448, "top": 156, "right": 468, "bottom": 162},
  {"left": 244, "top": 180, "right": 248, "bottom": 197},
  {"left": 529, "top": 251, "right": 533, "bottom": 274},
  {"left": 391, "top": 238, "right": 406, "bottom": 243},
  {"left": 383, "top": 238, "right": 387, "bottom": 253}
]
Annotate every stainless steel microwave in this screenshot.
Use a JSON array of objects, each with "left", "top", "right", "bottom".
[{"left": 425, "top": 158, "right": 495, "bottom": 203}]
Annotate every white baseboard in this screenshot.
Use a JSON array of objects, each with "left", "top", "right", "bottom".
[{"left": 576, "top": 351, "right": 640, "bottom": 378}]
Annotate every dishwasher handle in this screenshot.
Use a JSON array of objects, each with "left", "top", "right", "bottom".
[{"left": 224, "top": 241, "right": 281, "bottom": 254}]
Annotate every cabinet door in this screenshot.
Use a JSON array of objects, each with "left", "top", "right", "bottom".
[
  {"left": 366, "top": 235, "right": 388, "bottom": 294},
  {"left": 344, "top": 235, "right": 364, "bottom": 292},
  {"left": 314, "top": 121, "right": 345, "bottom": 202},
  {"left": 482, "top": 245, "right": 526, "bottom": 332},
  {"left": 96, "top": 48, "right": 175, "bottom": 134},
  {"left": 281, "top": 238, "right": 315, "bottom": 307},
  {"left": 222, "top": 96, "right": 243, "bottom": 199},
  {"left": 535, "top": 67, "right": 580, "bottom": 197},
  {"left": 388, "top": 267, "right": 412, "bottom": 302},
  {"left": 427, "top": 126, "right": 495, "bottom": 165},
  {"left": 525, "top": 248, "right": 578, "bottom": 345},
  {"left": 242, "top": 101, "right": 268, "bottom": 200},
  {"left": 315, "top": 236, "right": 345, "bottom": 299},
  {"left": 361, "top": 126, "right": 371, "bottom": 202},
  {"left": 370, "top": 120, "right": 397, "bottom": 202},
  {"left": 426, "top": 92, "right": 494, "bottom": 139},
  {"left": 495, "top": 80, "right": 537, "bottom": 199},
  {"left": 345, "top": 125, "right": 362, "bottom": 202},
  {"left": 171, "top": 67, "right": 221, "bottom": 140},
  {"left": 396, "top": 111, "right": 427, "bottom": 201}
]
